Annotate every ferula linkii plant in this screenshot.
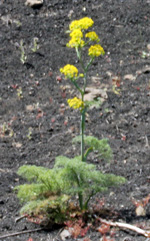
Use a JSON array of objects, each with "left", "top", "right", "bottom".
[
  {"left": 15, "top": 17, "right": 126, "bottom": 224},
  {"left": 60, "top": 17, "right": 105, "bottom": 162}
]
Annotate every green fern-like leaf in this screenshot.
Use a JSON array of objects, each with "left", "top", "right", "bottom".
[
  {"left": 85, "top": 97, "right": 102, "bottom": 109},
  {"left": 19, "top": 194, "right": 69, "bottom": 221},
  {"left": 17, "top": 165, "right": 48, "bottom": 182},
  {"left": 15, "top": 156, "right": 126, "bottom": 216},
  {"left": 14, "top": 183, "right": 46, "bottom": 203},
  {"left": 17, "top": 165, "right": 62, "bottom": 194},
  {"left": 54, "top": 155, "right": 125, "bottom": 199},
  {"left": 72, "top": 135, "right": 113, "bottom": 161}
]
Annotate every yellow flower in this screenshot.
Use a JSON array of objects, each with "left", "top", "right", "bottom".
[
  {"left": 67, "top": 37, "right": 85, "bottom": 48},
  {"left": 67, "top": 29, "right": 85, "bottom": 48},
  {"left": 79, "top": 17, "right": 94, "bottom": 30},
  {"left": 88, "top": 44, "right": 105, "bottom": 57},
  {"left": 60, "top": 64, "right": 78, "bottom": 79},
  {"left": 85, "top": 31, "right": 100, "bottom": 42},
  {"left": 70, "top": 29, "right": 83, "bottom": 38},
  {"left": 69, "top": 20, "right": 80, "bottom": 31},
  {"left": 69, "top": 17, "right": 94, "bottom": 31},
  {"left": 67, "top": 97, "right": 84, "bottom": 109}
]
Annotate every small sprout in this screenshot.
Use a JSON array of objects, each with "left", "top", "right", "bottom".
[
  {"left": 27, "top": 127, "right": 33, "bottom": 140},
  {"left": 17, "top": 87, "right": 23, "bottom": 99},
  {"left": 0, "top": 122, "right": 14, "bottom": 137},
  {"left": 141, "top": 51, "right": 150, "bottom": 59},
  {"left": 31, "top": 38, "right": 39, "bottom": 52},
  {"left": 20, "top": 40, "right": 27, "bottom": 64},
  {"left": 104, "top": 108, "right": 110, "bottom": 113},
  {"left": 14, "top": 20, "right": 22, "bottom": 27},
  {"left": 112, "top": 76, "right": 121, "bottom": 95},
  {"left": 2, "top": 122, "right": 7, "bottom": 134}
]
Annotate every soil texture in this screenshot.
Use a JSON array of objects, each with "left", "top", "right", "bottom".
[{"left": 0, "top": 0, "right": 150, "bottom": 240}]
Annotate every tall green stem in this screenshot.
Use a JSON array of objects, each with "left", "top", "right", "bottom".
[
  {"left": 81, "top": 106, "right": 85, "bottom": 162},
  {"left": 76, "top": 47, "right": 94, "bottom": 164},
  {"left": 78, "top": 192, "right": 83, "bottom": 210}
]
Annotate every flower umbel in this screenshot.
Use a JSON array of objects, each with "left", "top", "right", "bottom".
[
  {"left": 67, "top": 38, "right": 85, "bottom": 48},
  {"left": 67, "top": 97, "right": 84, "bottom": 109},
  {"left": 60, "top": 64, "right": 78, "bottom": 79},
  {"left": 69, "top": 17, "right": 94, "bottom": 31},
  {"left": 67, "top": 29, "right": 85, "bottom": 48},
  {"left": 79, "top": 17, "right": 94, "bottom": 30},
  {"left": 70, "top": 29, "right": 83, "bottom": 39},
  {"left": 85, "top": 31, "right": 100, "bottom": 42},
  {"left": 88, "top": 44, "right": 105, "bottom": 58}
]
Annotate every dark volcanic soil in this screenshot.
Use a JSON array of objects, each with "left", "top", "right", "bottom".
[{"left": 0, "top": 0, "right": 150, "bottom": 240}]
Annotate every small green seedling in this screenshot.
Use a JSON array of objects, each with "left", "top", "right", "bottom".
[
  {"left": 19, "top": 40, "right": 27, "bottom": 64},
  {"left": 141, "top": 51, "right": 150, "bottom": 59},
  {"left": 31, "top": 38, "right": 39, "bottom": 52},
  {"left": 17, "top": 87, "right": 23, "bottom": 99},
  {"left": 26, "top": 127, "right": 33, "bottom": 140},
  {"left": 0, "top": 122, "right": 14, "bottom": 137}
]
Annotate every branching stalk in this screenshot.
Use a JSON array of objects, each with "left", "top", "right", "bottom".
[{"left": 81, "top": 108, "right": 86, "bottom": 162}]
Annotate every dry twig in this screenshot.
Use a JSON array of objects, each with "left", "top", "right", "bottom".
[
  {"left": 95, "top": 215, "right": 150, "bottom": 238},
  {"left": 0, "top": 228, "right": 43, "bottom": 239}
]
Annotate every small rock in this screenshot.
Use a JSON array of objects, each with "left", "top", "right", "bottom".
[
  {"left": 84, "top": 86, "right": 108, "bottom": 101},
  {"left": 135, "top": 205, "right": 146, "bottom": 216},
  {"left": 147, "top": 44, "right": 150, "bottom": 51},
  {"left": 124, "top": 74, "right": 136, "bottom": 81},
  {"left": 60, "top": 229, "right": 72, "bottom": 241},
  {"left": 25, "top": 0, "right": 43, "bottom": 7}
]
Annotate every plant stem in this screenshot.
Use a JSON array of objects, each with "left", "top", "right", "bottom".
[
  {"left": 81, "top": 107, "right": 85, "bottom": 162},
  {"left": 78, "top": 192, "right": 83, "bottom": 210},
  {"left": 76, "top": 47, "right": 94, "bottom": 164}
]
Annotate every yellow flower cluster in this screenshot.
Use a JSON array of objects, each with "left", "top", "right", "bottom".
[
  {"left": 70, "top": 29, "right": 83, "bottom": 38},
  {"left": 60, "top": 64, "right": 78, "bottom": 79},
  {"left": 67, "top": 29, "right": 85, "bottom": 48},
  {"left": 67, "top": 17, "right": 95, "bottom": 48},
  {"left": 85, "top": 31, "right": 100, "bottom": 42},
  {"left": 67, "top": 97, "right": 84, "bottom": 109},
  {"left": 69, "top": 17, "right": 94, "bottom": 31},
  {"left": 88, "top": 44, "right": 105, "bottom": 57}
]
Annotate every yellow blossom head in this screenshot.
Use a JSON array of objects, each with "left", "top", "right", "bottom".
[
  {"left": 85, "top": 31, "right": 100, "bottom": 42},
  {"left": 67, "top": 97, "right": 84, "bottom": 109},
  {"left": 60, "top": 64, "right": 78, "bottom": 79},
  {"left": 67, "top": 29, "right": 85, "bottom": 48},
  {"left": 69, "top": 17, "right": 94, "bottom": 31},
  {"left": 67, "top": 37, "right": 85, "bottom": 48},
  {"left": 70, "top": 29, "right": 83, "bottom": 38},
  {"left": 69, "top": 20, "right": 80, "bottom": 31},
  {"left": 88, "top": 44, "right": 105, "bottom": 58}
]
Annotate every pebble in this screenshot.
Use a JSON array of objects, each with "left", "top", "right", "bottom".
[
  {"left": 25, "top": 0, "right": 43, "bottom": 7},
  {"left": 124, "top": 74, "right": 136, "bottom": 81},
  {"left": 147, "top": 44, "right": 150, "bottom": 51}
]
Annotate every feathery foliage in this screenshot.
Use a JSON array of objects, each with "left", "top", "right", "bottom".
[
  {"left": 16, "top": 156, "right": 125, "bottom": 215},
  {"left": 72, "top": 135, "right": 113, "bottom": 161}
]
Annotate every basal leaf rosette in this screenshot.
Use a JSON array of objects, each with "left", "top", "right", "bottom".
[{"left": 67, "top": 97, "right": 84, "bottom": 110}]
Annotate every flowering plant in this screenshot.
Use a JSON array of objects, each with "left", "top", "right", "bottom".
[
  {"left": 60, "top": 17, "right": 105, "bottom": 162},
  {"left": 15, "top": 18, "right": 126, "bottom": 226}
]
